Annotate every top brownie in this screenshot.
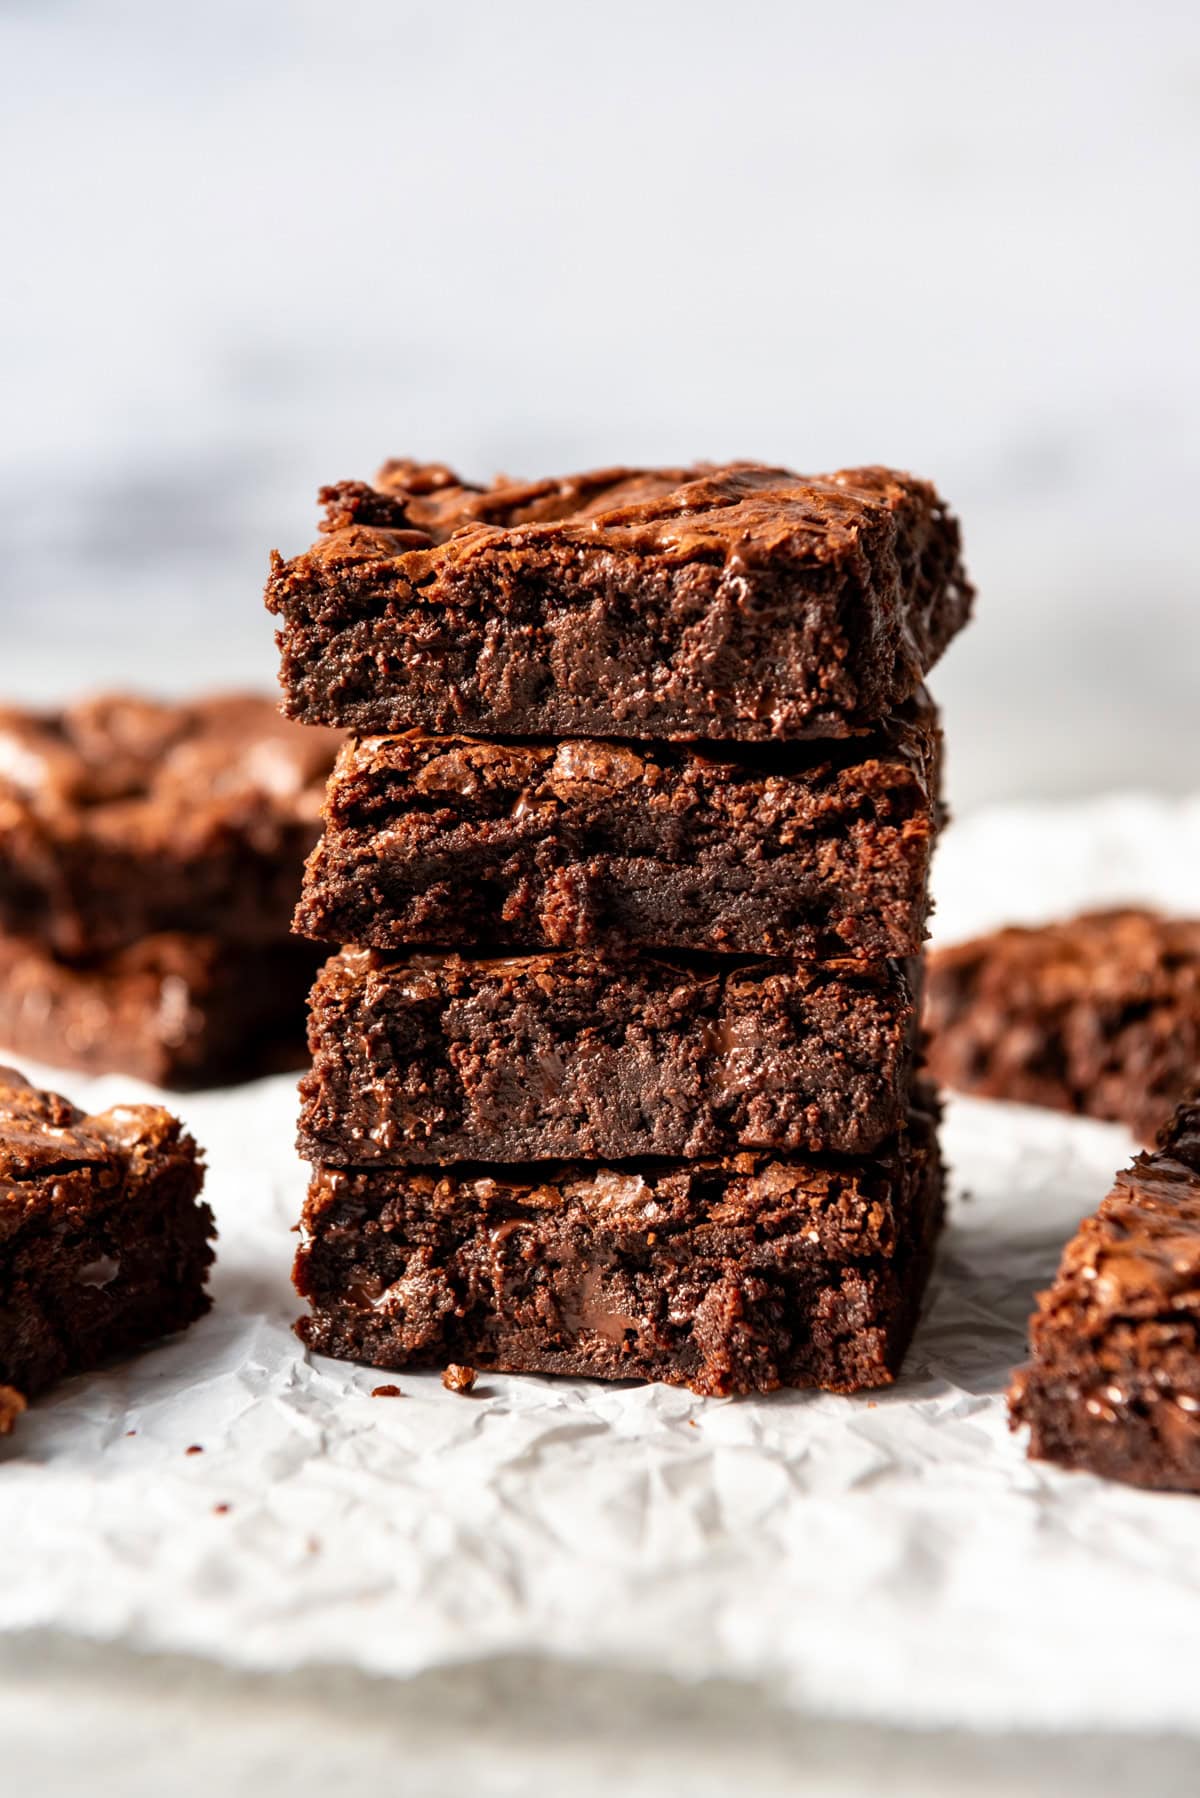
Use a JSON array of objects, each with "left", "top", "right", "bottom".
[
  {"left": 0, "top": 693, "right": 340, "bottom": 957},
  {"left": 266, "top": 460, "right": 972, "bottom": 741}
]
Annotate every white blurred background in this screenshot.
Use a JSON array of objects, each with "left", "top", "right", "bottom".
[{"left": 3, "top": 0, "right": 1198, "bottom": 811}]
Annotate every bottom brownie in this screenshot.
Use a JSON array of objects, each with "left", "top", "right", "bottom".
[
  {"left": 1009, "top": 1099, "right": 1200, "bottom": 1490},
  {"left": 0, "top": 930, "right": 320, "bottom": 1088},
  {"left": 0, "top": 1066, "right": 214, "bottom": 1399},
  {"left": 294, "top": 1104, "right": 943, "bottom": 1397}
]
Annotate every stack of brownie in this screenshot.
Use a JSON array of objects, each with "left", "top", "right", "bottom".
[
  {"left": 0, "top": 694, "right": 339, "bottom": 1087},
  {"left": 269, "top": 459, "right": 973, "bottom": 1396}
]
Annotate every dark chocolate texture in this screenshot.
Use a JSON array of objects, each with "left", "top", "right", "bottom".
[
  {"left": 0, "top": 1066, "right": 214, "bottom": 1399},
  {"left": 1009, "top": 1099, "right": 1200, "bottom": 1490},
  {"left": 295, "top": 693, "right": 942, "bottom": 958},
  {"left": 298, "top": 948, "right": 921, "bottom": 1166},
  {"left": 294, "top": 1099, "right": 944, "bottom": 1397},
  {"left": 266, "top": 460, "right": 972, "bottom": 742}
]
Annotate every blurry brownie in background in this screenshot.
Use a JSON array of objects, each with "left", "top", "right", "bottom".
[
  {"left": 0, "top": 932, "right": 321, "bottom": 1089},
  {"left": 295, "top": 692, "right": 943, "bottom": 960},
  {"left": 925, "top": 909, "right": 1200, "bottom": 1143},
  {"left": 0, "top": 693, "right": 339, "bottom": 1087},
  {"left": 1009, "top": 1098, "right": 1200, "bottom": 1490},
  {"left": 0, "top": 693, "right": 339, "bottom": 956},
  {"left": 0, "top": 1066, "right": 213, "bottom": 1405},
  {"left": 294, "top": 1094, "right": 944, "bottom": 1398},
  {"left": 266, "top": 460, "right": 972, "bottom": 742}
]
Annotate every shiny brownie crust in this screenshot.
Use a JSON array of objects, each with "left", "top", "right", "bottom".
[
  {"left": 1009, "top": 1101, "right": 1200, "bottom": 1490},
  {"left": 266, "top": 460, "right": 972, "bottom": 742}
]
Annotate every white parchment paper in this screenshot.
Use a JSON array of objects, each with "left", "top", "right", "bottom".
[{"left": 3, "top": 794, "right": 1200, "bottom": 1736}]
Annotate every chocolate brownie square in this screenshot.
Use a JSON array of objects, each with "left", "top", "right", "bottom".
[
  {"left": 1009, "top": 1099, "right": 1200, "bottom": 1490},
  {"left": 0, "top": 1066, "right": 213, "bottom": 1400},
  {"left": 925, "top": 909, "right": 1200, "bottom": 1143},
  {"left": 294, "top": 692, "right": 942, "bottom": 959},
  {"left": 0, "top": 693, "right": 339, "bottom": 957},
  {"left": 266, "top": 460, "right": 972, "bottom": 741},
  {"left": 298, "top": 948, "right": 922, "bottom": 1166},
  {"left": 294, "top": 1097, "right": 944, "bottom": 1397}
]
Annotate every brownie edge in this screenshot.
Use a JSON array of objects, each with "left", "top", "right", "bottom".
[
  {"left": 267, "top": 459, "right": 972, "bottom": 741},
  {"left": 1008, "top": 1099, "right": 1200, "bottom": 1490},
  {"left": 295, "top": 696, "right": 942, "bottom": 959},
  {"left": 298, "top": 948, "right": 922, "bottom": 1165},
  {"left": 294, "top": 1100, "right": 945, "bottom": 1398},
  {"left": 0, "top": 1065, "right": 214, "bottom": 1399}
]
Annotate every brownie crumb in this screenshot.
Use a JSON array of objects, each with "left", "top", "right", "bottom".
[
  {"left": 371, "top": 1383, "right": 402, "bottom": 1398},
  {"left": 0, "top": 1385, "right": 27, "bottom": 1436},
  {"left": 442, "top": 1364, "right": 477, "bottom": 1394}
]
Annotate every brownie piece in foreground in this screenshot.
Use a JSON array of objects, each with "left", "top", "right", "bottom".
[
  {"left": 295, "top": 1099, "right": 944, "bottom": 1397},
  {"left": 295, "top": 693, "right": 942, "bottom": 959},
  {"left": 0, "top": 1066, "right": 213, "bottom": 1399},
  {"left": 299, "top": 948, "right": 920, "bottom": 1166},
  {"left": 0, "top": 931, "right": 319, "bottom": 1089},
  {"left": 266, "top": 460, "right": 972, "bottom": 741},
  {"left": 1009, "top": 1100, "right": 1200, "bottom": 1490},
  {"left": 0, "top": 693, "right": 339, "bottom": 957},
  {"left": 926, "top": 909, "right": 1200, "bottom": 1143}
]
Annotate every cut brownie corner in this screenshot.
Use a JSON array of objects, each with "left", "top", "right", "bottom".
[
  {"left": 1007, "top": 1094, "right": 1200, "bottom": 1490},
  {"left": 0, "top": 1065, "right": 215, "bottom": 1400}
]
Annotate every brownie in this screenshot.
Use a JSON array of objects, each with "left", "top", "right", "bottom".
[
  {"left": 294, "top": 692, "right": 942, "bottom": 959},
  {"left": 0, "top": 1066, "right": 214, "bottom": 1400},
  {"left": 925, "top": 909, "right": 1200, "bottom": 1143},
  {"left": 0, "top": 692, "right": 339, "bottom": 957},
  {"left": 299, "top": 948, "right": 921, "bottom": 1166},
  {"left": 0, "top": 931, "right": 319, "bottom": 1089},
  {"left": 294, "top": 1098, "right": 944, "bottom": 1397},
  {"left": 1008, "top": 1099, "right": 1200, "bottom": 1490},
  {"left": 266, "top": 460, "right": 972, "bottom": 741}
]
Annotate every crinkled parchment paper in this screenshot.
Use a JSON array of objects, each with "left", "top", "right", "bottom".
[{"left": 2, "top": 795, "right": 1200, "bottom": 1735}]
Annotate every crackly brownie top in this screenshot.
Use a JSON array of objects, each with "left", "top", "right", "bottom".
[
  {"left": 311, "top": 457, "right": 967, "bottom": 577},
  {"left": 932, "top": 908, "right": 1200, "bottom": 1007},
  {"left": 1033, "top": 1099, "right": 1200, "bottom": 1333},
  {"left": 0, "top": 1064, "right": 195, "bottom": 1233},
  {"left": 0, "top": 693, "right": 339, "bottom": 842}
]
